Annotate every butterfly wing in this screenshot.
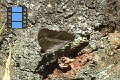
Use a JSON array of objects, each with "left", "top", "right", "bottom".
[{"left": 38, "top": 28, "right": 75, "bottom": 52}]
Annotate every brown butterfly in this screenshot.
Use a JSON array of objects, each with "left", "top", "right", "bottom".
[
  {"left": 35, "top": 28, "right": 75, "bottom": 72},
  {"left": 38, "top": 28, "right": 75, "bottom": 53}
]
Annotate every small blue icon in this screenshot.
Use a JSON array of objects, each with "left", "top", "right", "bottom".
[
  {"left": 12, "top": 22, "right": 22, "bottom": 28},
  {"left": 7, "top": 6, "right": 27, "bottom": 28},
  {"left": 12, "top": 13, "right": 22, "bottom": 21},
  {"left": 12, "top": 7, "right": 22, "bottom": 12}
]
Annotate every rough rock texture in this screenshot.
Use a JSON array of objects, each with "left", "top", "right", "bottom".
[{"left": 0, "top": 0, "right": 120, "bottom": 80}]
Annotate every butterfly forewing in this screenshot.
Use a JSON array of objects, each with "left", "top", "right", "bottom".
[{"left": 38, "top": 28, "right": 75, "bottom": 52}]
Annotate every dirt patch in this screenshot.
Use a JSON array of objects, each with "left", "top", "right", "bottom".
[{"left": 39, "top": 48, "right": 93, "bottom": 79}]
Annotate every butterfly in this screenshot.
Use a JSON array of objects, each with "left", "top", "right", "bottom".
[
  {"left": 35, "top": 28, "right": 75, "bottom": 72},
  {"left": 38, "top": 28, "right": 75, "bottom": 53}
]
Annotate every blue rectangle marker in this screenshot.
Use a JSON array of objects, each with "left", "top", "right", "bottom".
[
  {"left": 12, "top": 22, "right": 22, "bottom": 28},
  {"left": 12, "top": 7, "right": 22, "bottom": 12},
  {"left": 12, "top": 13, "right": 22, "bottom": 21},
  {"left": 7, "top": 6, "right": 27, "bottom": 28}
]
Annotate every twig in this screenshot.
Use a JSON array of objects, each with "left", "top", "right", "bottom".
[
  {"left": 0, "top": 20, "right": 6, "bottom": 35},
  {"left": 3, "top": 43, "right": 12, "bottom": 80}
]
